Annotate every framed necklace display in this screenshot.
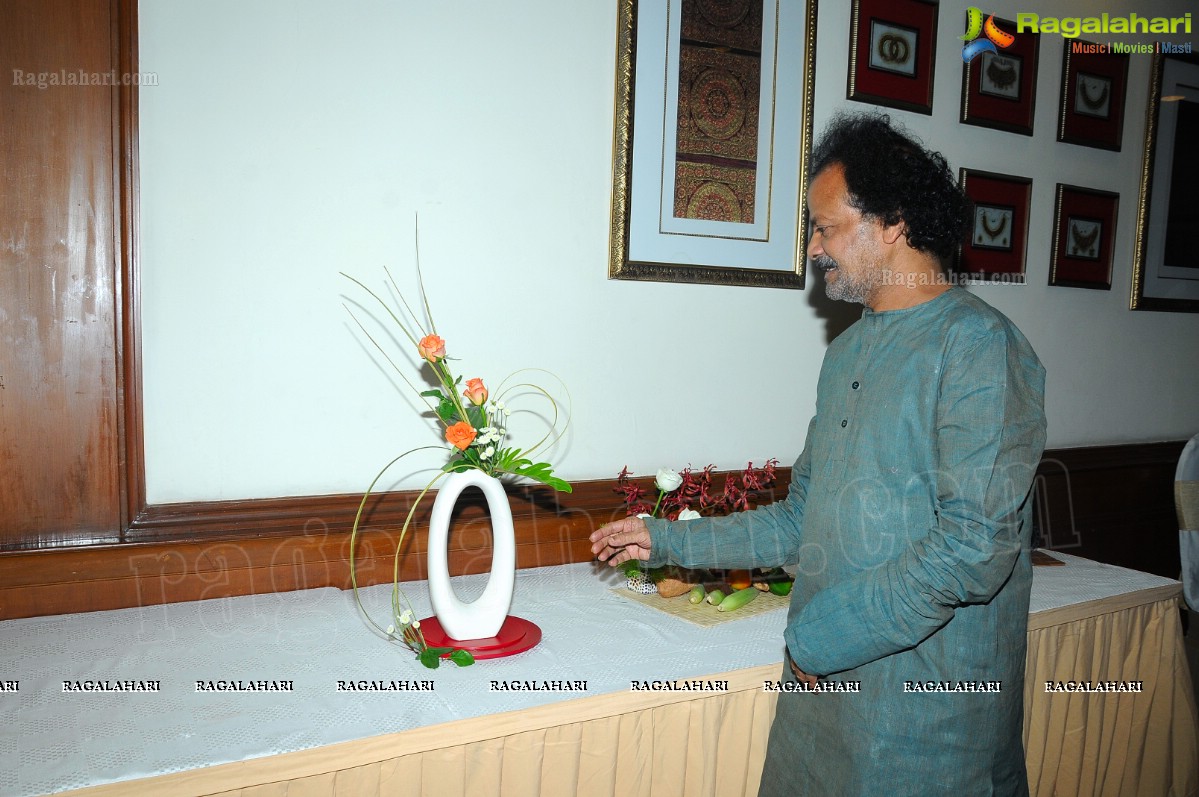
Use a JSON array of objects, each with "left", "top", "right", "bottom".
[
  {"left": 847, "top": 0, "right": 938, "bottom": 115},
  {"left": 1049, "top": 184, "right": 1118, "bottom": 290},
  {"left": 960, "top": 15, "right": 1039, "bottom": 135},
  {"left": 955, "top": 169, "right": 1032, "bottom": 283},
  {"left": 1058, "top": 42, "right": 1129, "bottom": 151}
]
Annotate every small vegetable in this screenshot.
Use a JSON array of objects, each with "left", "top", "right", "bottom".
[
  {"left": 705, "top": 589, "right": 726, "bottom": 606},
  {"left": 688, "top": 585, "right": 707, "bottom": 604},
  {"left": 728, "top": 569, "right": 753, "bottom": 590},
  {"left": 717, "top": 587, "right": 759, "bottom": 612},
  {"left": 769, "top": 580, "right": 793, "bottom": 596}
]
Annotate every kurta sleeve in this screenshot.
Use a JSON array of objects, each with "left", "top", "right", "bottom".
[
  {"left": 784, "top": 330, "right": 1046, "bottom": 676},
  {"left": 644, "top": 420, "right": 815, "bottom": 570}
]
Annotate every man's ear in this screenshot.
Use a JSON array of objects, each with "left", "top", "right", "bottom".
[{"left": 880, "top": 220, "right": 906, "bottom": 246}]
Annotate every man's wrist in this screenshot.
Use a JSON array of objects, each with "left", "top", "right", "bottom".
[{"left": 642, "top": 517, "right": 667, "bottom": 568}]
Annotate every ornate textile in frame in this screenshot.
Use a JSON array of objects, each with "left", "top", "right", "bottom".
[
  {"left": 609, "top": 0, "right": 817, "bottom": 289},
  {"left": 1132, "top": 53, "right": 1199, "bottom": 313}
]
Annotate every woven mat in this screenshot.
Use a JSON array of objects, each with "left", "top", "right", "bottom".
[{"left": 611, "top": 587, "right": 789, "bottom": 627}]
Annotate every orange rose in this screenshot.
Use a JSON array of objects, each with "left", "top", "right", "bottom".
[
  {"left": 464, "top": 378, "right": 488, "bottom": 406},
  {"left": 444, "top": 421, "right": 476, "bottom": 451},
  {"left": 417, "top": 334, "right": 446, "bottom": 363}
]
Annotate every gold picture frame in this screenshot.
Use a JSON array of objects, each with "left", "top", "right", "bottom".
[
  {"left": 1131, "top": 53, "right": 1199, "bottom": 313},
  {"left": 608, "top": 0, "right": 818, "bottom": 289}
]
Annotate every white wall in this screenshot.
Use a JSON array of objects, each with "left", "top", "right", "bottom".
[{"left": 139, "top": 0, "right": 1199, "bottom": 504}]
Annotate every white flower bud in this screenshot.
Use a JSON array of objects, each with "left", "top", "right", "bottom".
[{"left": 655, "top": 468, "right": 683, "bottom": 492}]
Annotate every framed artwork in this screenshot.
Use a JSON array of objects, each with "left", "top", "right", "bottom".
[
  {"left": 1049, "top": 185, "right": 1117, "bottom": 290},
  {"left": 847, "top": 0, "right": 938, "bottom": 115},
  {"left": 955, "top": 169, "right": 1032, "bottom": 283},
  {"left": 608, "top": 0, "right": 818, "bottom": 289},
  {"left": 1057, "top": 42, "right": 1130, "bottom": 150},
  {"left": 1132, "top": 53, "right": 1199, "bottom": 312},
  {"left": 960, "top": 16, "right": 1039, "bottom": 135}
]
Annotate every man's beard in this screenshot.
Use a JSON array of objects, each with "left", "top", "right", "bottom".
[{"left": 814, "top": 255, "right": 880, "bottom": 305}]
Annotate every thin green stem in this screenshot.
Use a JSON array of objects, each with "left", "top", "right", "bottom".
[
  {"left": 344, "top": 305, "right": 437, "bottom": 415},
  {"left": 341, "top": 272, "right": 418, "bottom": 348},
  {"left": 349, "top": 446, "right": 443, "bottom": 639}
]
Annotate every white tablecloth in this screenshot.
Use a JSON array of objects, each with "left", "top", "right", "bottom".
[
  {"left": 1028, "top": 550, "right": 1181, "bottom": 620},
  {"left": 0, "top": 554, "right": 1189, "bottom": 796},
  {"left": 0, "top": 563, "right": 789, "bottom": 796}
]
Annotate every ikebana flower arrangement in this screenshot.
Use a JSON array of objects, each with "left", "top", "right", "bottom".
[
  {"left": 343, "top": 265, "right": 571, "bottom": 668},
  {"left": 614, "top": 461, "right": 793, "bottom": 601}
]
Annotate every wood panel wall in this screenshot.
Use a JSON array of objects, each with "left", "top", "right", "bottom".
[
  {"left": 0, "top": 441, "right": 1185, "bottom": 620},
  {"left": 1033, "top": 441, "right": 1186, "bottom": 579},
  {"left": 0, "top": 0, "right": 134, "bottom": 548}
]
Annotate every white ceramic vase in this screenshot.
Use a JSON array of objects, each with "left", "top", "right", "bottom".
[{"left": 426, "top": 469, "right": 514, "bottom": 640}]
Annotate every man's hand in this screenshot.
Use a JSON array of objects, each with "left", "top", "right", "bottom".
[
  {"left": 790, "top": 656, "right": 819, "bottom": 688},
  {"left": 590, "top": 516, "right": 652, "bottom": 567}
]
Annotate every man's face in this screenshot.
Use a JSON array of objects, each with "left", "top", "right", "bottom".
[{"left": 806, "top": 163, "right": 887, "bottom": 306}]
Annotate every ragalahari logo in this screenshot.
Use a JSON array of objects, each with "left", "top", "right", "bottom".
[{"left": 961, "top": 7, "right": 1016, "bottom": 62}]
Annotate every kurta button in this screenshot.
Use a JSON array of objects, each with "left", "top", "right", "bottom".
[
  {"left": 841, "top": 419, "right": 848, "bottom": 428},
  {"left": 852, "top": 381, "right": 860, "bottom": 390}
]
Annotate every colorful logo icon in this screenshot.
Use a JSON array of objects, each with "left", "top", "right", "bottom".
[{"left": 961, "top": 7, "right": 1016, "bottom": 62}]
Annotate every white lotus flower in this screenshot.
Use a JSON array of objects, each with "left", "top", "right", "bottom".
[{"left": 676, "top": 508, "right": 702, "bottom": 520}]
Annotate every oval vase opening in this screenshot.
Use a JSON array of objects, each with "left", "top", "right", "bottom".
[{"left": 426, "top": 470, "right": 515, "bottom": 640}]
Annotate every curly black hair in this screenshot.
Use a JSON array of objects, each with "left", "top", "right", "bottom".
[{"left": 809, "top": 113, "right": 971, "bottom": 262}]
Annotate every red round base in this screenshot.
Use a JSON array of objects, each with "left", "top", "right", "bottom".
[{"left": 419, "top": 615, "right": 542, "bottom": 660}]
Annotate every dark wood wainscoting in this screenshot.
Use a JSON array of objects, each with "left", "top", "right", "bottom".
[
  {"left": 1033, "top": 440, "right": 1185, "bottom": 579},
  {"left": 0, "top": 441, "right": 1187, "bottom": 619}
]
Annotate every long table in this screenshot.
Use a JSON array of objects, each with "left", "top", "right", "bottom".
[{"left": 0, "top": 554, "right": 1195, "bottom": 796}]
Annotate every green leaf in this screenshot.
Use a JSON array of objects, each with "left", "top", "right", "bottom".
[
  {"left": 420, "top": 389, "right": 444, "bottom": 399},
  {"left": 436, "top": 398, "right": 458, "bottom": 423},
  {"left": 418, "top": 646, "right": 453, "bottom": 669},
  {"left": 543, "top": 476, "right": 573, "bottom": 493},
  {"left": 449, "top": 649, "right": 475, "bottom": 667},
  {"left": 466, "top": 405, "right": 485, "bottom": 428},
  {"left": 492, "top": 447, "right": 529, "bottom": 471},
  {"left": 512, "top": 462, "right": 572, "bottom": 493}
]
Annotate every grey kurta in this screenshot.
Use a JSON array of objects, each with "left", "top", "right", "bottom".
[{"left": 645, "top": 289, "right": 1047, "bottom": 796}]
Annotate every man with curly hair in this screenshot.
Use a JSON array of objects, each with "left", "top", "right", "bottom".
[{"left": 592, "top": 113, "right": 1046, "bottom": 795}]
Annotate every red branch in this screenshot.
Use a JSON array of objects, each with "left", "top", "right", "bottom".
[{"left": 614, "top": 460, "right": 780, "bottom": 521}]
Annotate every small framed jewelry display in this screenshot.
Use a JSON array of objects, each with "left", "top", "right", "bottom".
[
  {"left": 955, "top": 169, "right": 1032, "bottom": 282},
  {"left": 960, "top": 16, "right": 1039, "bottom": 135},
  {"left": 1049, "top": 184, "right": 1118, "bottom": 290},
  {"left": 847, "top": 0, "right": 938, "bottom": 114},
  {"left": 1057, "top": 42, "right": 1130, "bottom": 151}
]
